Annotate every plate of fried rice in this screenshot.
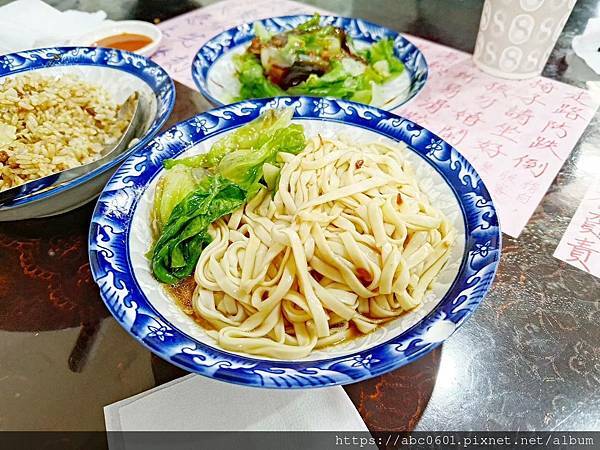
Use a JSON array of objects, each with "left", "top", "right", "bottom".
[{"left": 0, "top": 46, "right": 175, "bottom": 221}]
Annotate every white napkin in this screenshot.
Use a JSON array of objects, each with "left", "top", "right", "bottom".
[
  {"left": 572, "top": 17, "right": 600, "bottom": 74},
  {"left": 0, "top": 0, "right": 107, "bottom": 54},
  {"left": 104, "top": 374, "right": 368, "bottom": 432}
]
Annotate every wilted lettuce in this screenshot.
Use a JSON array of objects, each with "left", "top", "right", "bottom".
[
  {"left": 233, "top": 13, "right": 405, "bottom": 104},
  {"left": 152, "top": 165, "right": 205, "bottom": 234},
  {"left": 254, "top": 22, "right": 273, "bottom": 43},
  {"left": 150, "top": 109, "right": 306, "bottom": 284},
  {"left": 287, "top": 37, "right": 405, "bottom": 104},
  {"left": 233, "top": 52, "right": 285, "bottom": 101},
  {"left": 164, "top": 108, "right": 297, "bottom": 172},
  {"left": 151, "top": 176, "right": 247, "bottom": 284},
  {"left": 218, "top": 124, "right": 304, "bottom": 197},
  {"left": 361, "top": 38, "right": 405, "bottom": 74}
]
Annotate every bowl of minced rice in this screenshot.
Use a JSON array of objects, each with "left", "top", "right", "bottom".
[
  {"left": 0, "top": 73, "right": 132, "bottom": 191},
  {"left": 0, "top": 46, "right": 175, "bottom": 221}
]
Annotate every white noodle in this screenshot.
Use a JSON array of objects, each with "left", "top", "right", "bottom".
[{"left": 191, "top": 136, "right": 455, "bottom": 359}]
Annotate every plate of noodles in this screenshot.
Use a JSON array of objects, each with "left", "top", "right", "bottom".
[
  {"left": 0, "top": 46, "right": 174, "bottom": 220},
  {"left": 89, "top": 97, "right": 500, "bottom": 388},
  {"left": 191, "top": 14, "right": 428, "bottom": 110}
]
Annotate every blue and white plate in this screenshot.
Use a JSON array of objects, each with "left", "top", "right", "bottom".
[
  {"left": 0, "top": 47, "right": 175, "bottom": 221},
  {"left": 89, "top": 97, "right": 500, "bottom": 389},
  {"left": 191, "top": 15, "right": 428, "bottom": 110}
]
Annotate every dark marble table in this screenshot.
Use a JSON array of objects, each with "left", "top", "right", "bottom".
[{"left": 0, "top": 0, "right": 599, "bottom": 433}]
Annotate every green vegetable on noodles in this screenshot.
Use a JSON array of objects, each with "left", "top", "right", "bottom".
[
  {"left": 218, "top": 124, "right": 305, "bottom": 197},
  {"left": 164, "top": 108, "right": 298, "bottom": 172},
  {"left": 150, "top": 109, "right": 307, "bottom": 284},
  {"left": 151, "top": 176, "right": 246, "bottom": 284},
  {"left": 262, "top": 162, "right": 280, "bottom": 193},
  {"left": 151, "top": 164, "right": 206, "bottom": 234},
  {"left": 212, "top": 108, "right": 303, "bottom": 168}
]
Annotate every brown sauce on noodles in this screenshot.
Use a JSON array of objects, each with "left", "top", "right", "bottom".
[
  {"left": 165, "top": 276, "right": 366, "bottom": 347},
  {"left": 164, "top": 276, "right": 216, "bottom": 332}
]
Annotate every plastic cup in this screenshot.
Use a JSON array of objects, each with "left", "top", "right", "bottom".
[{"left": 473, "top": 0, "right": 576, "bottom": 79}]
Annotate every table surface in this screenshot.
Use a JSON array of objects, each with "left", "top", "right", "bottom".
[{"left": 0, "top": 0, "right": 599, "bottom": 433}]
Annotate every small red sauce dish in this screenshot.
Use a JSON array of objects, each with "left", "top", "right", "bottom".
[{"left": 75, "top": 20, "right": 162, "bottom": 57}]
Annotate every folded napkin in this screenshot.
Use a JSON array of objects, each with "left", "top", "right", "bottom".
[
  {"left": 0, "top": 0, "right": 107, "bottom": 54},
  {"left": 105, "top": 374, "right": 368, "bottom": 432},
  {"left": 572, "top": 17, "right": 600, "bottom": 74}
]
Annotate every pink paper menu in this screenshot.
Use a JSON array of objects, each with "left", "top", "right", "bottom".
[
  {"left": 394, "top": 38, "right": 599, "bottom": 237},
  {"left": 153, "top": 0, "right": 599, "bottom": 238},
  {"left": 554, "top": 181, "right": 600, "bottom": 278}
]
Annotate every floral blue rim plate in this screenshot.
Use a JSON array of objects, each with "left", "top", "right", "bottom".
[
  {"left": 0, "top": 47, "right": 175, "bottom": 217},
  {"left": 89, "top": 97, "right": 500, "bottom": 389},
  {"left": 191, "top": 15, "right": 428, "bottom": 110}
]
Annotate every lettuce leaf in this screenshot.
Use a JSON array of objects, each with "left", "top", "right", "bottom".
[
  {"left": 151, "top": 176, "right": 247, "bottom": 284},
  {"left": 150, "top": 109, "right": 307, "bottom": 283},
  {"left": 262, "top": 162, "right": 280, "bottom": 192},
  {"left": 288, "top": 59, "right": 375, "bottom": 103},
  {"left": 165, "top": 109, "right": 298, "bottom": 171},
  {"left": 233, "top": 52, "right": 285, "bottom": 101},
  {"left": 218, "top": 124, "right": 305, "bottom": 196},
  {"left": 151, "top": 165, "right": 205, "bottom": 234},
  {"left": 287, "top": 59, "right": 354, "bottom": 98},
  {"left": 254, "top": 22, "right": 273, "bottom": 43},
  {"left": 296, "top": 13, "right": 321, "bottom": 32},
  {"left": 361, "top": 38, "right": 404, "bottom": 74},
  {"left": 283, "top": 20, "right": 342, "bottom": 58}
]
